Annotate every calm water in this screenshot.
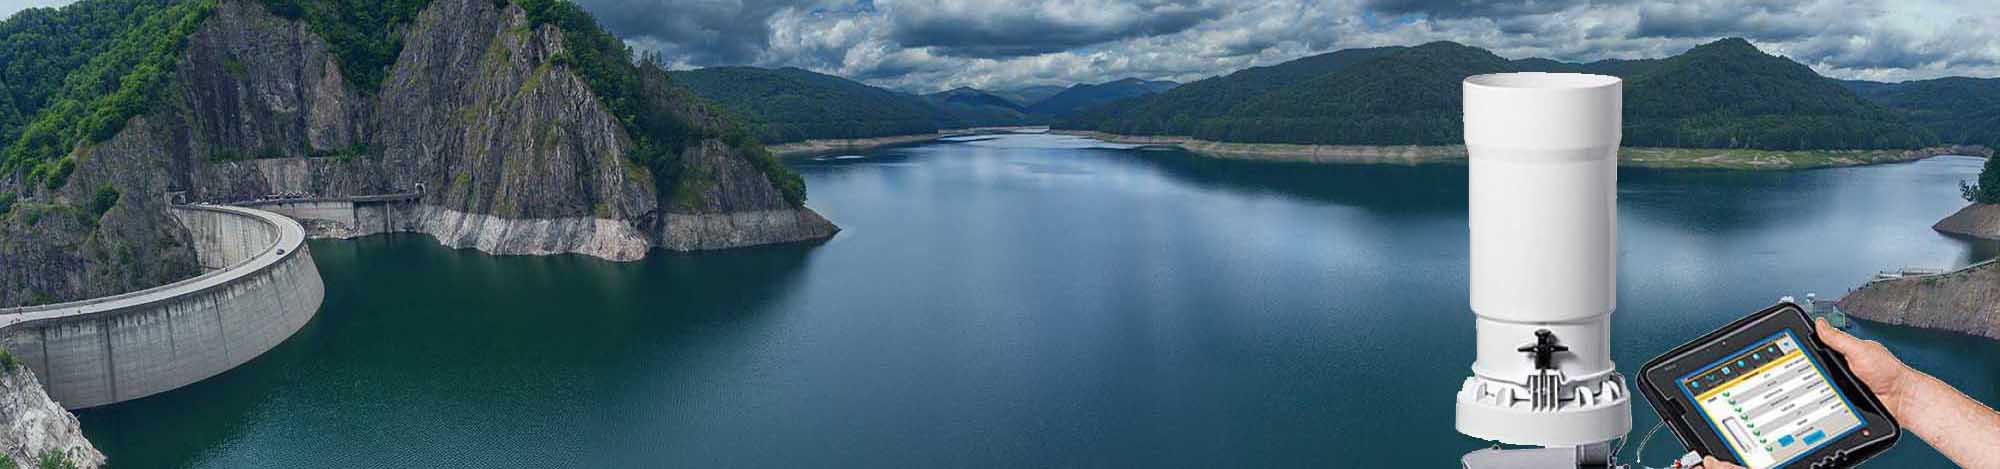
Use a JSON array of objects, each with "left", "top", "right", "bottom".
[{"left": 77, "top": 134, "right": 1998, "bottom": 467}]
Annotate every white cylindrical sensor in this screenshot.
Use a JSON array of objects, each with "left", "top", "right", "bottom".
[{"left": 1455, "top": 73, "right": 1632, "bottom": 448}]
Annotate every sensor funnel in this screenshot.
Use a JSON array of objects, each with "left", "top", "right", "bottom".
[{"left": 1454, "top": 73, "right": 1632, "bottom": 448}]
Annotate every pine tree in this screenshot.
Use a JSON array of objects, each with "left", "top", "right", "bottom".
[{"left": 1980, "top": 155, "right": 2000, "bottom": 204}]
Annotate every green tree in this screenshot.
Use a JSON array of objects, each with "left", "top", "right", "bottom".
[
  {"left": 1, "top": 0, "right": 218, "bottom": 189},
  {"left": 1966, "top": 156, "right": 2000, "bottom": 204},
  {"left": 255, "top": 0, "right": 431, "bottom": 92}
]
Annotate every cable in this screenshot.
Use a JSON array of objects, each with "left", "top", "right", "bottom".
[{"left": 1629, "top": 420, "right": 1671, "bottom": 468}]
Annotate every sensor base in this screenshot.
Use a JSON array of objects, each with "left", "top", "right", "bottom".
[{"left": 1456, "top": 374, "right": 1633, "bottom": 447}]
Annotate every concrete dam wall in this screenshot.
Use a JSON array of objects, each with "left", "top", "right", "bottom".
[
  {"left": 0, "top": 205, "right": 323, "bottom": 409},
  {"left": 241, "top": 195, "right": 420, "bottom": 239}
]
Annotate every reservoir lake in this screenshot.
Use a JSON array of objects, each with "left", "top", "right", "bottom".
[{"left": 76, "top": 134, "right": 1998, "bottom": 467}]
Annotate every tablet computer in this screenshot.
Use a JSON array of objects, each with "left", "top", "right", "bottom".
[{"left": 1638, "top": 303, "right": 1900, "bottom": 468}]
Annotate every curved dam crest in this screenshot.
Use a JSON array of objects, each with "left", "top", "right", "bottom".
[{"left": 0, "top": 205, "right": 324, "bottom": 409}]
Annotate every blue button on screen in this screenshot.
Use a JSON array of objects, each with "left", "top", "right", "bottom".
[
  {"left": 1778, "top": 435, "right": 1795, "bottom": 447},
  {"left": 1803, "top": 430, "right": 1827, "bottom": 445}
]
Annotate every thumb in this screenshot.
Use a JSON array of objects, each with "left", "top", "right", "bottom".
[
  {"left": 1704, "top": 455, "right": 1746, "bottom": 469},
  {"left": 1815, "top": 317, "right": 1865, "bottom": 354}
]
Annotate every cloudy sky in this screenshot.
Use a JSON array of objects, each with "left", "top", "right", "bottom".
[{"left": 6, "top": 0, "right": 1997, "bottom": 92}]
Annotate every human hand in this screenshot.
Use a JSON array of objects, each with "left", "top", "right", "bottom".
[
  {"left": 1814, "top": 317, "right": 1917, "bottom": 417},
  {"left": 1701, "top": 455, "right": 1744, "bottom": 469}
]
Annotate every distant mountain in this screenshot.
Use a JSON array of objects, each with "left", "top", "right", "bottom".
[
  {"left": 1063, "top": 45, "right": 1404, "bottom": 136},
  {"left": 1063, "top": 38, "right": 1936, "bottom": 151},
  {"left": 1844, "top": 77, "right": 2000, "bottom": 148},
  {"left": 1608, "top": 38, "right": 1930, "bottom": 149},
  {"left": 927, "top": 87, "right": 1026, "bottom": 112},
  {"left": 1024, "top": 78, "right": 1179, "bottom": 118},
  {"left": 922, "top": 87, "right": 1035, "bottom": 128},
  {"left": 991, "top": 85, "right": 1067, "bottom": 108},
  {"left": 670, "top": 66, "right": 939, "bottom": 144}
]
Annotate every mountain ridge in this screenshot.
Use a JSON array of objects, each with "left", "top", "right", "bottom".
[
  {"left": 1024, "top": 78, "right": 1178, "bottom": 118},
  {"left": 0, "top": 0, "right": 836, "bottom": 307},
  {"left": 1061, "top": 38, "right": 1940, "bottom": 151}
]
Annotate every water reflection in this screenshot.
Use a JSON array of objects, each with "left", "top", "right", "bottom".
[{"left": 77, "top": 234, "right": 817, "bottom": 467}]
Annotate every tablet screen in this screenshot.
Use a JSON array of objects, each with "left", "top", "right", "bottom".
[{"left": 1676, "top": 331, "right": 1865, "bottom": 469}]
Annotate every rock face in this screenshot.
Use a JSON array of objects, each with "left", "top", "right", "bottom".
[
  {"left": 1934, "top": 204, "right": 2000, "bottom": 240},
  {"left": 0, "top": 114, "right": 202, "bottom": 308},
  {"left": 2, "top": 0, "right": 836, "bottom": 307},
  {"left": 1838, "top": 261, "right": 2000, "bottom": 340},
  {"left": 0, "top": 365, "right": 104, "bottom": 468}
]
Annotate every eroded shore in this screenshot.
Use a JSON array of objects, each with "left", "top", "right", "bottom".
[
  {"left": 1054, "top": 130, "right": 1993, "bottom": 170},
  {"left": 769, "top": 127, "right": 1049, "bottom": 157}
]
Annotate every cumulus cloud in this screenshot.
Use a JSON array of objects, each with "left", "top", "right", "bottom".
[
  {"left": 10, "top": 0, "right": 1995, "bottom": 90},
  {"left": 569, "top": 0, "right": 1998, "bottom": 91}
]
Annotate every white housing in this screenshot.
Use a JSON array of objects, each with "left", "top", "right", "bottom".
[{"left": 1455, "top": 73, "right": 1632, "bottom": 447}]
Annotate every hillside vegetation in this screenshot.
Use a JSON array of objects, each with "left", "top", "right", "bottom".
[
  {"left": 670, "top": 67, "right": 1058, "bottom": 144},
  {"left": 1061, "top": 38, "right": 1938, "bottom": 151},
  {"left": 1, "top": 0, "right": 217, "bottom": 189},
  {"left": 505, "top": 0, "right": 804, "bottom": 205},
  {"left": 257, "top": 0, "right": 428, "bottom": 92},
  {"left": 922, "top": 87, "right": 1034, "bottom": 129},
  {"left": 1846, "top": 77, "right": 2000, "bottom": 149},
  {"left": 671, "top": 66, "right": 940, "bottom": 144},
  {"left": 0, "top": 0, "right": 803, "bottom": 205},
  {"left": 0, "top": 0, "right": 178, "bottom": 143},
  {"left": 1025, "top": 78, "right": 1177, "bottom": 118}
]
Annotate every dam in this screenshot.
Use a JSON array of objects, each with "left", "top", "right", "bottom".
[{"left": 0, "top": 204, "right": 324, "bottom": 409}]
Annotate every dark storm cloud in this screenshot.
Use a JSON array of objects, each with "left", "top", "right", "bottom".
[
  {"left": 885, "top": 0, "right": 1218, "bottom": 57},
  {"left": 1360, "top": 0, "right": 1593, "bottom": 18},
  {"left": 544, "top": 0, "right": 1999, "bottom": 90},
  {"left": 1630, "top": 1, "right": 1819, "bottom": 41},
  {"left": 573, "top": 0, "right": 811, "bottom": 65}
]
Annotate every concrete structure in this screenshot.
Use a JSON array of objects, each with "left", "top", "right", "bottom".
[
  {"left": 239, "top": 193, "right": 421, "bottom": 239},
  {"left": 0, "top": 205, "right": 323, "bottom": 409}
]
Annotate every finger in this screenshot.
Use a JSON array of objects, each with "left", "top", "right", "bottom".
[{"left": 1815, "top": 318, "right": 1864, "bottom": 353}]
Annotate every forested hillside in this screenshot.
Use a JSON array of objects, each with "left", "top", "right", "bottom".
[
  {"left": 1025, "top": 78, "right": 1177, "bottom": 118},
  {"left": 922, "top": 87, "right": 1034, "bottom": 128},
  {"left": 1846, "top": 77, "right": 2000, "bottom": 149},
  {"left": 672, "top": 68, "right": 1070, "bottom": 143},
  {"left": 670, "top": 66, "right": 940, "bottom": 144},
  {"left": 1613, "top": 38, "right": 1932, "bottom": 150},
  {"left": 0, "top": 0, "right": 178, "bottom": 143},
  {"left": 2, "top": 0, "right": 215, "bottom": 189},
  {"left": 1063, "top": 45, "right": 1403, "bottom": 137},
  {"left": 0, "top": 0, "right": 833, "bottom": 306},
  {"left": 992, "top": 85, "right": 1066, "bottom": 108},
  {"left": 1062, "top": 38, "right": 1937, "bottom": 151}
]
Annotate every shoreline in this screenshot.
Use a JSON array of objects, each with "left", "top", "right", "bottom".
[
  {"left": 1053, "top": 130, "right": 1993, "bottom": 170},
  {"left": 1934, "top": 203, "right": 2000, "bottom": 240},
  {"left": 1838, "top": 259, "right": 2000, "bottom": 340},
  {"left": 768, "top": 126, "right": 1045, "bottom": 157}
]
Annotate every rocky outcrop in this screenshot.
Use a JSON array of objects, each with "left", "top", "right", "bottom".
[
  {"left": 372, "top": 0, "right": 662, "bottom": 260},
  {"left": 189, "top": 0, "right": 832, "bottom": 260},
  {"left": 3, "top": 0, "right": 836, "bottom": 304},
  {"left": 1934, "top": 204, "right": 2000, "bottom": 240},
  {"left": 1838, "top": 261, "right": 2000, "bottom": 340},
  {"left": 0, "top": 365, "right": 104, "bottom": 468},
  {"left": 0, "top": 114, "right": 201, "bottom": 308}
]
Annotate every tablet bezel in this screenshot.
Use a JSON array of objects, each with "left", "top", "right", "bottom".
[{"left": 1637, "top": 303, "right": 1900, "bottom": 468}]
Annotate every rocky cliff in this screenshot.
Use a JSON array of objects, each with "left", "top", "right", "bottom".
[
  {"left": 1, "top": 0, "right": 835, "bottom": 306},
  {"left": 1838, "top": 261, "right": 2000, "bottom": 340},
  {"left": 0, "top": 364, "right": 104, "bottom": 468}
]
